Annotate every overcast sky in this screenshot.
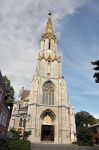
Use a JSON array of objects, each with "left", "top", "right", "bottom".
[{"left": 0, "top": 0, "right": 99, "bottom": 118}]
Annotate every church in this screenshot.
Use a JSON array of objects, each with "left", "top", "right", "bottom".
[{"left": 9, "top": 13, "right": 76, "bottom": 143}]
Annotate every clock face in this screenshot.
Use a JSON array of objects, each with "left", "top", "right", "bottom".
[{"left": 47, "top": 49, "right": 52, "bottom": 53}]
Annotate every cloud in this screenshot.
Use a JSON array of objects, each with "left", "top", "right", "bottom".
[
  {"left": 0, "top": 0, "right": 89, "bottom": 98},
  {"left": 91, "top": 113, "right": 99, "bottom": 119}
]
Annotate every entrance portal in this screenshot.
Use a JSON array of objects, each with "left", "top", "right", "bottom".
[{"left": 41, "top": 125, "right": 54, "bottom": 141}]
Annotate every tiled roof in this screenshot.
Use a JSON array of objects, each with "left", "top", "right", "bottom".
[{"left": 20, "top": 89, "right": 30, "bottom": 100}]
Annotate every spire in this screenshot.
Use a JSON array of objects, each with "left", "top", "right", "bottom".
[
  {"left": 40, "top": 13, "right": 57, "bottom": 52},
  {"left": 45, "top": 13, "right": 54, "bottom": 34}
]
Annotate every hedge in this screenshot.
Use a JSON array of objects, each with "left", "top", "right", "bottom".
[{"left": 0, "top": 139, "right": 30, "bottom": 150}]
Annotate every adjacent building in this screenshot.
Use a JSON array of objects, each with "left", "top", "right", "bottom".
[
  {"left": 90, "top": 124, "right": 99, "bottom": 144},
  {"left": 9, "top": 14, "right": 76, "bottom": 143}
]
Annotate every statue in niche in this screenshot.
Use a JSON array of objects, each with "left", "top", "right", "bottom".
[{"left": 44, "top": 115, "right": 51, "bottom": 123}]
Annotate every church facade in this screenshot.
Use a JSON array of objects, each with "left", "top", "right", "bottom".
[{"left": 9, "top": 14, "right": 76, "bottom": 143}]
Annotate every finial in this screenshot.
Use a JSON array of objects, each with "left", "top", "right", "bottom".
[
  {"left": 48, "top": 10, "right": 54, "bottom": 16},
  {"left": 44, "top": 11, "right": 53, "bottom": 34},
  {"left": 48, "top": 12, "right": 51, "bottom": 16}
]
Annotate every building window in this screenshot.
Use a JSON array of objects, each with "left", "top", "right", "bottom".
[
  {"left": 19, "top": 119, "right": 22, "bottom": 127},
  {"left": 1, "top": 112, "right": 5, "bottom": 126},
  {"left": 0, "top": 90, "right": 3, "bottom": 101},
  {"left": 0, "top": 112, "right": 7, "bottom": 127},
  {"left": 0, "top": 112, "right": 3, "bottom": 125},
  {"left": 23, "top": 119, "right": 26, "bottom": 128},
  {"left": 4, "top": 117, "right": 7, "bottom": 127},
  {"left": 42, "top": 81, "right": 54, "bottom": 105}
]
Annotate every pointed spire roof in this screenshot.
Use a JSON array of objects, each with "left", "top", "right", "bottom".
[
  {"left": 45, "top": 13, "right": 54, "bottom": 34},
  {"left": 41, "top": 13, "right": 57, "bottom": 41}
]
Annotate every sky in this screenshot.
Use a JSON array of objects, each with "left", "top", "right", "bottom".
[{"left": 0, "top": 0, "right": 99, "bottom": 118}]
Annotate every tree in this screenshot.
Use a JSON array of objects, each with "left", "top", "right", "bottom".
[
  {"left": 23, "top": 131, "right": 32, "bottom": 140},
  {"left": 75, "top": 111, "right": 96, "bottom": 146},
  {"left": 91, "top": 60, "right": 99, "bottom": 83},
  {"left": 10, "top": 129, "right": 31, "bottom": 140},
  {"left": 3, "top": 76, "right": 14, "bottom": 115},
  {"left": 96, "top": 119, "right": 99, "bottom": 123},
  {"left": 10, "top": 128, "right": 22, "bottom": 139},
  {"left": 77, "top": 127, "right": 93, "bottom": 146},
  {"left": 75, "top": 111, "right": 96, "bottom": 128}
]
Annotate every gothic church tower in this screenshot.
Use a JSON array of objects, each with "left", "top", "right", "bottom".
[
  {"left": 9, "top": 13, "right": 76, "bottom": 143},
  {"left": 28, "top": 13, "right": 76, "bottom": 143}
]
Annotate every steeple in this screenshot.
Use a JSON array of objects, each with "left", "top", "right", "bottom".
[
  {"left": 45, "top": 13, "right": 54, "bottom": 34},
  {"left": 40, "top": 13, "right": 57, "bottom": 52}
]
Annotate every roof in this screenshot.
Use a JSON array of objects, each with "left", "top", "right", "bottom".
[
  {"left": 89, "top": 123, "right": 99, "bottom": 128},
  {"left": 41, "top": 13, "right": 56, "bottom": 41},
  {"left": 21, "top": 90, "right": 30, "bottom": 100},
  {"left": 19, "top": 87, "right": 30, "bottom": 100}
]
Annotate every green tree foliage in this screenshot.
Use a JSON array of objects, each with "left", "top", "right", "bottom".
[
  {"left": 0, "top": 138, "right": 30, "bottom": 150},
  {"left": 76, "top": 111, "right": 96, "bottom": 128},
  {"left": 0, "top": 138, "right": 10, "bottom": 150},
  {"left": 10, "top": 128, "right": 32, "bottom": 140},
  {"left": 91, "top": 60, "right": 99, "bottom": 83},
  {"left": 10, "top": 128, "right": 22, "bottom": 139},
  {"left": 3, "top": 76, "right": 14, "bottom": 106},
  {"left": 77, "top": 127, "right": 93, "bottom": 146},
  {"left": 75, "top": 111, "right": 96, "bottom": 146},
  {"left": 2, "top": 76, "right": 14, "bottom": 117},
  {"left": 8, "top": 139, "right": 30, "bottom": 150},
  {"left": 23, "top": 131, "right": 32, "bottom": 140},
  {"left": 95, "top": 119, "right": 99, "bottom": 123}
]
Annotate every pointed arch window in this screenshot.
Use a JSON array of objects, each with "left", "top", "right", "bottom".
[
  {"left": 19, "top": 119, "right": 22, "bottom": 127},
  {"left": 23, "top": 119, "right": 26, "bottom": 128},
  {"left": 42, "top": 81, "right": 54, "bottom": 105}
]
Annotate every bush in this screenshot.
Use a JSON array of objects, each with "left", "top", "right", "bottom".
[
  {"left": 23, "top": 131, "right": 32, "bottom": 140},
  {"left": 10, "top": 128, "right": 22, "bottom": 139},
  {"left": 78, "top": 140, "right": 93, "bottom": 146},
  {"left": 72, "top": 141, "right": 78, "bottom": 145},
  {"left": 0, "top": 138, "right": 30, "bottom": 150},
  {"left": 0, "top": 138, "right": 10, "bottom": 150},
  {"left": 76, "top": 127, "right": 93, "bottom": 146},
  {"left": 10, "top": 128, "right": 32, "bottom": 140},
  {"left": 8, "top": 139, "right": 30, "bottom": 150}
]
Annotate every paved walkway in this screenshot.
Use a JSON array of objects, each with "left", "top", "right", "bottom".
[{"left": 31, "top": 143, "right": 99, "bottom": 150}]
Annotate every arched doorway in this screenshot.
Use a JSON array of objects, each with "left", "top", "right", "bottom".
[
  {"left": 41, "top": 125, "right": 54, "bottom": 141},
  {"left": 40, "top": 109, "right": 55, "bottom": 142}
]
